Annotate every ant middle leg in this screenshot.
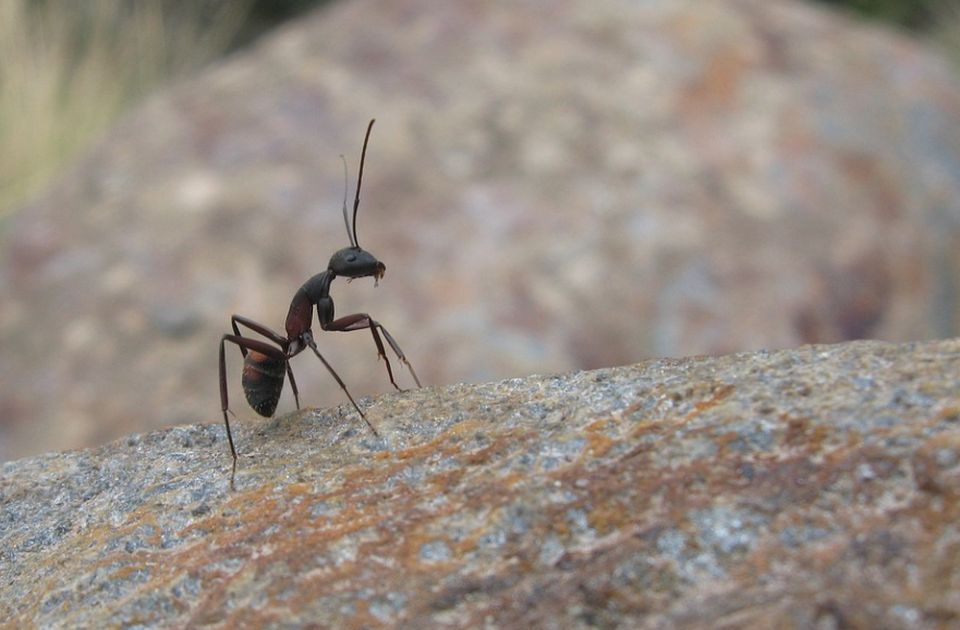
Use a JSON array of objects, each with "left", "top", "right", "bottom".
[
  {"left": 322, "top": 313, "right": 422, "bottom": 388},
  {"left": 303, "top": 334, "right": 381, "bottom": 438},
  {"left": 286, "top": 364, "right": 301, "bottom": 409}
]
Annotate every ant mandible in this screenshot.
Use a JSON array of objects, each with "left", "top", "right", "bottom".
[{"left": 218, "top": 119, "right": 421, "bottom": 476}]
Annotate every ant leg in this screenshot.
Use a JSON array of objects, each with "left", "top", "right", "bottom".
[
  {"left": 219, "top": 331, "right": 291, "bottom": 481},
  {"left": 231, "top": 315, "right": 289, "bottom": 357},
  {"left": 287, "top": 364, "right": 301, "bottom": 409},
  {"left": 219, "top": 335, "right": 240, "bottom": 481},
  {"left": 323, "top": 313, "right": 421, "bottom": 388},
  {"left": 303, "top": 335, "right": 381, "bottom": 438},
  {"left": 378, "top": 326, "right": 422, "bottom": 388}
]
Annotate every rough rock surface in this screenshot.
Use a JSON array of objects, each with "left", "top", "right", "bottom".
[
  {"left": 1, "top": 339, "right": 958, "bottom": 628},
  {"left": 2, "top": 0, "right": 960, "bottom": 461}
]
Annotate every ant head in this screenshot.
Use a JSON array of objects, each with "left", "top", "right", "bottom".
[
  {"left": 329, "top": 246, "right": 385, "bottom": 281},
  {"left": 331, "top": 119, "right": 385, "bottom": 284}
]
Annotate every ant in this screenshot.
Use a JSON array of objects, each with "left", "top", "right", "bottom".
[{"left": 218, "top": 119, "right": 421, "bottom": 478}]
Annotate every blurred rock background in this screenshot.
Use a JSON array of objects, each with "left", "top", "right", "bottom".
[{"left": 1, "top": 0, "right": 959, "bottom": 461}]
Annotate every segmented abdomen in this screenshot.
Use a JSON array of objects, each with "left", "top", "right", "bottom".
[{"left": 242, "top": 351, "right": 287, "bottom": 417}]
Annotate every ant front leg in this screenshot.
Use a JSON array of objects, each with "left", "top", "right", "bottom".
[{"left": 322, "top": 313, "right": 422, "bottom": 389}]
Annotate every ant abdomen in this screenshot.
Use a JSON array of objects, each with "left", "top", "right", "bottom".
[{"left": 242, "top": 351, "right": 287, "bottom": 417}]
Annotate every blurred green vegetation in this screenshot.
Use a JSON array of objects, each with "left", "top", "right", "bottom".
[
  {"left": 816, "top": 0, "right": 942, "bottom": 30},
  {"left": 0, "top": 0, "right": 957, "bottom": 220},
  {"left": 0, "top": 1, "right": 251, "bottom": 216},
  {"left": 816, "top": 0, "right": 960, "bottom": 66}
]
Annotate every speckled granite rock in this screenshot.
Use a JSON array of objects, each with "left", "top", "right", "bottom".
[
  {"left": 1, "top": 339, "right": 958, "bottom": 627},
  {"left": 2, "top": 0, "right": 960, "bottom": 465}
]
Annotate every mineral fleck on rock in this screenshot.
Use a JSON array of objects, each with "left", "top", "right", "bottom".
[{"left": 1, "top": 339, "right": 958, "bottom": 627}]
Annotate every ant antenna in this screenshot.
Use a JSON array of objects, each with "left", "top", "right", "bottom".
[
  {"left": 352, "top": 119, "right": 375, "bottom": 249},
  {"left": 339, "top": 155, "right": 355, "bottom": 247}
]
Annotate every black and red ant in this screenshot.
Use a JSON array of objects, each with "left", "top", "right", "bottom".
[{"left": 218, "top": 119, "right": 420, "bottom": 476}]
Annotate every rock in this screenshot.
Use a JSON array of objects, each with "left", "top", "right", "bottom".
[
  {"left": 2, "top": 0, "right": 960, "bottom": 461},
  {"left": 1, "top": 339, "right": 959, "bottom": 627}
]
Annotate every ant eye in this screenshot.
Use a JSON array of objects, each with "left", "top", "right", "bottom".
[{"left": 346, "top": 253, "right": 357, "bottom": 262}]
